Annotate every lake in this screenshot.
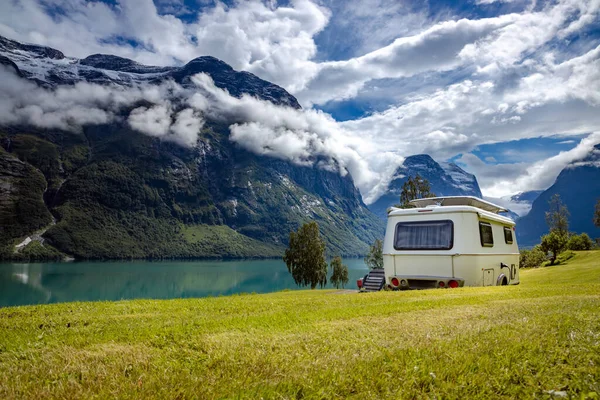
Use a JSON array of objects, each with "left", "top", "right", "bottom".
[{"left": 0, "top": 258, "right": 368, "bottom": 307}]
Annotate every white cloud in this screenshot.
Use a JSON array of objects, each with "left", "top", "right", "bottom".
[
  {"left": 296, "top": 16, "right": 517, "bottom": 105},
  {"left": 314, "top": 0, "right": 435, "bottom": 57},
  {"left": 339, "top": 43, "right": 600, "bottom": 168},
  {"left": 475, "top": 0, "right": 517, "bottom": 4},
  {"left": 457, "top": 132, "right": 600, "bottom": 198},
  {"left": 484, "top": 196, "right": 534, "bottom": 218},
  {"left": 2, "top": 0, "right": 598, "bottom": 109},
  {"left": 0, "top": 65, "right": 400, "bottom": 202},
  {"left": 0, "top": 0, "right": 330, "bottom": 94}
]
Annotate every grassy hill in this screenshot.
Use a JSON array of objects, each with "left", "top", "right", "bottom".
[{"left": 0, "top": 251, "right": 599, "bottom": 399}]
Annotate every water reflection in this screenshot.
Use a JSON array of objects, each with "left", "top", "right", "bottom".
[{"left": 0, "top": 259, "right": 368, "bottom": 307}]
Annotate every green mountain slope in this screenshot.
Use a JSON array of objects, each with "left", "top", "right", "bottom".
[{"left": 0, "top": 125, "right": 383, "bottom": 260}]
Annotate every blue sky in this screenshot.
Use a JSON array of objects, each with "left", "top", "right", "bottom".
[{"left": 0, "top": 0, "right": 599, "bottom": 203}]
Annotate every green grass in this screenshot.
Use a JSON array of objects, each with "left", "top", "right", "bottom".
[{"left": 1, "top": 251, "right": 599, "bottom": 399}]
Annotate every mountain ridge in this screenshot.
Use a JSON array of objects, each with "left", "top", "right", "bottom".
[
  {"left": 367, "top": 154, "right": 483, "bottom": 219},
  {"left": 0, "top": 35, "right": 300, "bottom": 109},
  {"left": 516, "top": 144, "right": 600, "bottom": 246}
]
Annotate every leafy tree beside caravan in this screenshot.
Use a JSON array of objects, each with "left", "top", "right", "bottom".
[
  {"left": 398, "top": 174, "right": 436, "bottom": 208},
  {"left": 364, "top": 239, "right": 383, "bottom": 270}
]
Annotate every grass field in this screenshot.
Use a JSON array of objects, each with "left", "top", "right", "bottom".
[{"left": 1, "top": 251, "right": 599, "bottom": 399}]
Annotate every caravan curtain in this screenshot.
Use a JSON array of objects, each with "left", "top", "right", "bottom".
[{"left": 394, "top": 220, "right": 453, "bottom": 250}]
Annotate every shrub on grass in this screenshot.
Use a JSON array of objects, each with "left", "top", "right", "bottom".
[
  {"left": 566, "top": 233, "right": 594, "bottom": 251},
  {"left": 540, "top": 231, "right": 568, "bottom": 265},
  {"left": 519, "top": 246, "right": 547, "bottom": 269}
]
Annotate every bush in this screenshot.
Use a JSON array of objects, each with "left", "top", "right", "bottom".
[
  {"left": 540, "top": 231, "right": 568, "bottom": 265},
  {"left": 519, "top": 246, "right": 547, "bottom": 269},
  {"left": 566, "top": 233, "right": 594, "bottom": 251}
]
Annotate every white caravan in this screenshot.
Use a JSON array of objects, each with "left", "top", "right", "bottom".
[{"left": 381, "top": 196, "right": 520, "bottom": 290}]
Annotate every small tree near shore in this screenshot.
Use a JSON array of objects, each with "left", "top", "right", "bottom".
[
  {"left": 364, "top": 239, "right": 383, "bottom": 269},
  {"left": 283, "top": 221, "right": 328, "bottom": 289},
  {"left": 330, "top": 256, "right": 349, "bottom": 289},
  {"left": 594, "top": 198, "right": 600, "bottom": 228}
]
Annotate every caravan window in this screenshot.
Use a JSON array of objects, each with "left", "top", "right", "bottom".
[
  {"left": 504, "top": 226, "right": 514, "bottom": 244},
  {"left": 394, "top": 220, "right": 453, "bottom": 250},
  {"left": 479, "top": 222, "right": 494, "bottom": 247}
]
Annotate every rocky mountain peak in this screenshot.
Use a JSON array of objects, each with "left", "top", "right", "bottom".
[
  {"left": 0, "top": 34, "right": 301, "bottom": 108},
  {"left": 367, "top": 154, "right": 483, "bottom": 220},
  {"left": 184, "top": 56, "right": 234, "bottom": 73},
  {"left": 0, "top": 35, "right": 65, "bottom": 60}
]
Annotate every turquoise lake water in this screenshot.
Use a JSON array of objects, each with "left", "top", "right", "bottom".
[{"left": 0, "top": 259, "right": 368, "bottom": 307}]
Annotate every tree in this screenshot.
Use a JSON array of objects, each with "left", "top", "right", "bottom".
[
  {"left": 283, "top": 221, "right": 328, "bottom": 289},
  {"left": 545, "top": 194, "right": 569, "bottom": 235},
  {"left": 540, "top": 231, "right": 568, "bottom": 265},
  {"left": 399, "top": 174, "right": 436, "bottom": 208},
  {"left": 567, "top": 233, "right": 594, "bottom": 251},
  {"left": 364, "top": 239, "right": 383, "bottom": 269},
  {"left": 594, "top": 198, "right": 600, "bottom": 228},
  {"left": 330, "top": 256, "right": 349, "bottom": 289}
]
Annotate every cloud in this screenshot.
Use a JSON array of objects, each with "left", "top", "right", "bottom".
[
  {"left": 0, "top": 64, "right": 205, "bottom": 147},
  {"left": 185, "top": 73, "right": 403, "bottom": 201},
  {"left": 313, "top": 0, "right": 434, "bottom": 58},
  {"left": 0, "top": 65, "right": 401, "bottom": 203},
  {"left": 483, "top": 196, "right": 535, "bottom": 218},
  {"left": 339, "top": 42, "right": 600, "bottom": 164},
  {"left": 296, "top": 16, "right": 517, "bottom": 105},
  {"left": 457, "top": 132, "right": 600, "bottom": 198},
  {"left": 0, "top": 0, "right": 330, "bottom": 94},
  {"left": 475, "top": 0, "right": 518, "bottom": 4},
  {"left": 2, "top": 0, "right": 599, "bottom": 111}
]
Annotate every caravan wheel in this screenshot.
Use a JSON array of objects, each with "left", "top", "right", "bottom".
[{"left": 497, "top": 274, "right": 508, "bottom": 286}]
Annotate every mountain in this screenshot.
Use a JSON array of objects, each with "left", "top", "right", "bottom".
[
  {"left": 0, "top": 36, "right": 383, "bottom": 260},
  {"left": 0, "top": 35, "right": 300, "bottom": 109},
  {"left": 517, "top": 144, "right": 600, "bottom": 246},
  {"left": 368, "top": 154, "right": 483, "bottom": 219},
  {"left": 511, "top": 190, "right": 544, "bottom": 204},
  {"left": 506, "top": 190, "right": 544, "bottom": 218}
]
